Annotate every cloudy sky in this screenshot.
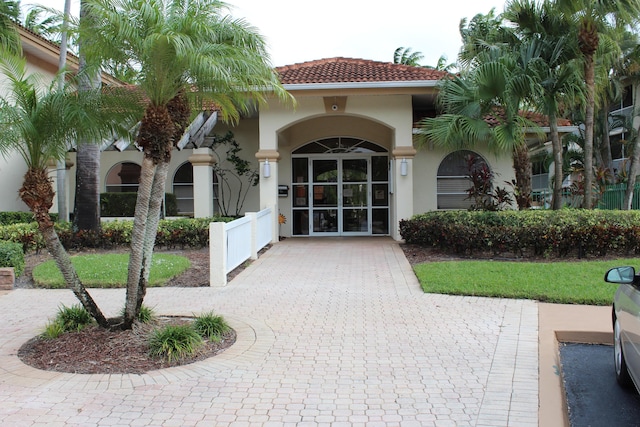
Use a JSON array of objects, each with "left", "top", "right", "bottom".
[{"left": 28, "top": 0, "right": 507, "bottom": 67}]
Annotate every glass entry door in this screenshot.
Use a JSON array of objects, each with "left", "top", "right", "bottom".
[{"left": 292, "top": 155, "right": 389, "bottom": 236}]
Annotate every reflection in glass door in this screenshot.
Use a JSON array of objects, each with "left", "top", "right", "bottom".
[
  {"left": 292, "top": 155, "right": 389, "bottom": 236},
  {"left": 312, "top": 159, "right": 338, "bottom": 233},
  {"left": 342, "top": 159, "right": 368, "bottom": 233}
]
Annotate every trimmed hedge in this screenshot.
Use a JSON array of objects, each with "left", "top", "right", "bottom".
[
  {"left": 0, "top": 240, "right": 25, "bottom": 277},
  {"left": 100, "top": 193, "right": 178, "bottom": 217},
  {"left": 0, "top": 212, "right": 57, "bottom": 226},
  {"left": 0, "top": 216, "right": 234, "bottom": 253},
  {"left": 399, "top": 210, "right": 640, "bottom": 258}
]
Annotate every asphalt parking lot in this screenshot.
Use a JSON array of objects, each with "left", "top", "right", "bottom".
[{"left": 561, "top": 343, "right": 640, "bottom": 427}]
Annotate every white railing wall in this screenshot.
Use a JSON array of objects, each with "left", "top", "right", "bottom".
[{"left": 209, "top": 206, "right": 274, "bottom": 286}]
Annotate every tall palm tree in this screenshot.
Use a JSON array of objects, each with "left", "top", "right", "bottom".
[
  {"left": 504, "top": 0, "right": 585, "bottom": 209},
  {"left": 73, "top": 0, "right": 103, "bottom": 232},
  {"left": 79, "top": 0, "right": 291, "bottom": 329},
  {"left": 0, "top": 51, "right": 140, "bottom": 327},
  {"left": 619, "top": 42, "right": 640, "bottom": 209},
  {"left": 555, "top": 0, "right": 640, "bottom": 208}
]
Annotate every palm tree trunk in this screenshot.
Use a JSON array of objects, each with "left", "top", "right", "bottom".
[
  {"left": 40, "top": 224, "right": 109, "bottom": 327},
  {"left": 512, "top": 143, "right": 532, "bottom": 209},
  {"left": 123, "top": 155, "right": 156, "bottom": 328},
  {"left": 73, "top": 143, "right": 101, "bottom": 231},
  {"left": 136, "top": 160, "right": 169, "bottom": 310},
  {"left": 72, "top": 0, "right": 102, "bottom": 232},
  {"left": 20, "top": 168, "right": 109, "bottom": 327},
  {"left": 623, "top": 83, "right": 640, "bottom": 210},
  {"left": 550, "top": 114, "right": 564, "bottom": 210},
  {"left": 583, "top": 54, "right": 596, "bottom": 209},
  {"left": 599, "top": 108, "right": 614, "bottom": 180}
]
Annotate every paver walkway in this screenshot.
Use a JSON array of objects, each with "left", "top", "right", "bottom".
[{"left": 0, "top": 238, "right": 538, "bottom": 426}]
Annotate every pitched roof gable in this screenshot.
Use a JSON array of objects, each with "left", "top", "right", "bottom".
[{"left": 276, "top": 57, "right": 450, "bottom": 85}]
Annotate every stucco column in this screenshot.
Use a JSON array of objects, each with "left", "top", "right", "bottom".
[
  {"left": 256, "top": 149, "right": 280, "bottom": 242},
  {"left": 188, "top": 148, "right": 216, "bottom": 218},
  {"left": 392, "top": 146, "right": 416, "bottom": 241},
  {"left": 47, "top": 156, "right": 74, "bottom": 217}
]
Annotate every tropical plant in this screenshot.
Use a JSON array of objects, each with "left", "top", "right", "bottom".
[
  {"left": 149, "top": 324, "right": 203, "bottom": 362},
  {"left": 0, "top": 0, "right": 19, "bottom": 52},
  {"left": 555, "top": 0, "right": 640, "bottom": 208},
  {"left": 502, "top": 0, "right": 585, "bottom": 209},
  {"left": 193, "top": 311, "right": 230, "bottom": 341},
  {"left": 21, "top": 4, "right": 63, "bottom": 43},
  {"left": 417, "top": 27, "right": 540, "bottom": 209},
  {"left": 78, "top": 0, "right": 291, "bottom": 329},
  {"left": 393, "top": 47, "right": 424, "bottom": 66},
  {"left": 211, "top": 131, "right": 259, "bottom": 217},
  {"left": 0, "top": 50, "right": 141, "bottom": 327}
]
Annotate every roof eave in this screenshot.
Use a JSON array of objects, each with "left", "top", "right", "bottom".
[{"left": 282, "top": 80, "right": 441, "bottom": 91}]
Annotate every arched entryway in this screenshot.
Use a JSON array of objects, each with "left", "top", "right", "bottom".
[{"left": 291, "top": 137, "right": 389, "bottom": 236}]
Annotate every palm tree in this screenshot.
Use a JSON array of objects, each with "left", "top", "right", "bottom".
[
  {"left": 504, "top": 0, "right": 585, "bottom": 209},
  {"left": 79, "top": 0, "right": 291, "bottom": 329},
  {"left": 0, "top": 51, "right": 140, "bottom": 327},
  {"left": 393, "top": 47, "right": 424, "bottom": 66},
  {"left": 21, "top": 4, "right": 63, "bottom": 43},
  {"left": 417, "top": 48, "right": 539, "bottom": 210},
  {"left": 0, "top": 0, "right": 19, "bottom": 52},
  {"left": 619, "top": 42, "right": 640, "bottom": 209},
  {"left": 555, "top": 0, "right": 640, "bottom": 208}
]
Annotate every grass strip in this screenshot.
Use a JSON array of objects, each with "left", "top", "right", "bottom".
[
  {"left": 413, "top": 258, "right": 640, "bottom": 306},
  {"left": 33, "top": 253, "right": 191, "bottom": 288}
]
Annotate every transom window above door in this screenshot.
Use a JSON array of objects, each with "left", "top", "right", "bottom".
[{"left": 293, "top": 137, "right": 387, "bottom": 154}]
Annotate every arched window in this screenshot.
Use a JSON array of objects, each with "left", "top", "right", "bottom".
[
  {"left": 105, "top": 162, "right": 141, "bottom": 193},
  {"left": 173, "top": 163, "right": 194, "bottom": 215},
  {"left": 172, "top": 162, "right": 219, "bottom": 216},
  {"left": 437, "top": 150, "right": 489, "bottom": 210}
]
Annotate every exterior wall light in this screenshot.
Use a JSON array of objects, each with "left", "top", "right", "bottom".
[
  {"left": 400, "top": 158, "right": 408, "bottom": 176},
  {"left": 263, "top": 159, "right": 271, "bottom": 178}
]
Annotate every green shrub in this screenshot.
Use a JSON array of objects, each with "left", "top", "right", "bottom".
[
  {"left": 55, "top": 304, "right": 93, "bottom": 332},
  {"left": 149, "top": 324, "right": 203, "bottom": 362},
  {"left": 40, "top": 304, "right": 93, "bottom": 339},
  {"left": 101, "top": 193, "right": 179, "bottom": 217},
  {"left": 41, "top": 320, "right": 66, "bottom": 339},
  {"left": 0, "top": 240, "right": 24, "bottom": 277},
  {"left": 0, "top": 211, "right": 57, "bottom": 226},
  {"left": 399, "top": 210, "right": 640, "bottom": 259},
  {"left": 164, "top": 193, "right": 178, "bottom": 216},
  {"left": 0, "top": 216, "right": 232, "bottom": 253},
  {"left": 100, "top": 192, "right": 138, "bottom": 217},
  {"left": 120, "top": 304, "right": 156, "bottom": 323},
  {"left": 193, "top": 312, "right": 230, "bottom": 341}
]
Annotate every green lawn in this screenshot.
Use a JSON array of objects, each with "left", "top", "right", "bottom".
[
  {"left": 412, "top": 258, "right": 640, "bottom": 306},
  {"left": 33, "top": 253, "right": 191, "bottom": 288}
]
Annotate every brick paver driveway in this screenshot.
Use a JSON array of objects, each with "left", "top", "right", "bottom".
[{"left": 0, "top": 238, "right": 538, "bottom": 426}]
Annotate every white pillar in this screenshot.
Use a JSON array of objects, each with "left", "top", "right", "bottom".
[
  {"left": 392, "top": 147, "right": 416, "bottom": 241},
  {"left": 209, "top": 221, "right": 227, "bottom": 286},
  {"left": 256, "top": 149, "right": 280, "bottom": 242},
  {"left": 189, "top": 148, "right": 216, "bottom": 218},
  {"left": 47, "top": 156, "right": 74, "bottom": 218}
]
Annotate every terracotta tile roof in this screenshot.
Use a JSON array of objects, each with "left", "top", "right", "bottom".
[
  {"left": 276, "top": 57, "right": 450, "bottom": 85},
  {"left": 484, "top": 109, "right": 572, "bottom": 128}
]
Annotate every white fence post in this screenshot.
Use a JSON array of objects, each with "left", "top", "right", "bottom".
[
  {"left": 209, "top": 222, "right": 227, "bottom": 287},
  {"left": 246, "top": 211, "right": 259, "bottom": 260}
]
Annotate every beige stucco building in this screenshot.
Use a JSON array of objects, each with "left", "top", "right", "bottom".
[{"left": 3, "top": 29, "right": 530, "bottom": 240}]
